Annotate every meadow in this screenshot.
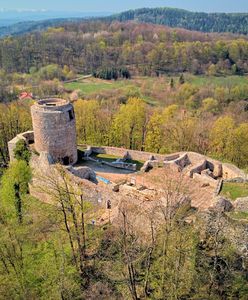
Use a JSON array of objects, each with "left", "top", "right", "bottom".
[{"left": 65, "top": 75, "right": 248, "bottom": 107}]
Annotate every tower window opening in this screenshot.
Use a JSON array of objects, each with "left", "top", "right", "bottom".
[
  {"left": 68, "top": 109, "right": 74, "bottom": 121},
  {"left": 62, "top": 156, "right": 70, "bottom": 165}
]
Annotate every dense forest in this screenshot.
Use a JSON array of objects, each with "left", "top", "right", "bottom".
[
  {"left": 0, "top": 21, "right": 248, "bottom": 76},
  {"left": 109, "top": 8, "right": 248, "bottom": 34}
]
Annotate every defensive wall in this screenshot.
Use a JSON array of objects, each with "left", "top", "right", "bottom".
[{"left": 82, "top": 145, "right": 247, "bottom": 180}]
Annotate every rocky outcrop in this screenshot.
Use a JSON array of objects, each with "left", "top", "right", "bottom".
[
  {"left": 214, "top": 197, "right": 233, "bottom": 212},
  {"left": 233, "top": 197, "right": 248, "bottom": 212}
]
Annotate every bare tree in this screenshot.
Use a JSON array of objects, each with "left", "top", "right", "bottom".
[{"left": 36, "top": 164, "right": 95, "bottom": 290}]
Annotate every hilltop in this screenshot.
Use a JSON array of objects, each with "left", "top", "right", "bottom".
[{"left": 109, "top": 7, "right": 248, "bottom": 34}]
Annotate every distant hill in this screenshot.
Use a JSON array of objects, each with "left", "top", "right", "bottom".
[
  {"left": 0, "top": 19, "right": 84, "bottom": 37},
  {"left": 108, "top": 7, "right": 248, "bottom": 35},
  {"left": 1, "top": 7, "right": 248, "bottom": 38},
  {"left": 0, "top": 10, "right": 111, "bottom": 37}
]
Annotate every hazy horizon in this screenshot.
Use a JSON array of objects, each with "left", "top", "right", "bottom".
[{"left": 0, "top": 0, "right": 248, "bottom": 14}]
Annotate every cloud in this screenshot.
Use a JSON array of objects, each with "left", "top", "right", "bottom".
[{"left": 0, "top": 8, "right": 48, "bottom": 13}]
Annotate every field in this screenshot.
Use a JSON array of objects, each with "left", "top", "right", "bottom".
[
  {"left": 65, "top": 77, "right": 158, "bottom": 105},
  {"left": 65, "top": 75, "right": 248, "bottom": 107},
  {"left": 65, "top": 79, "right": 128, "bottom": 94}
]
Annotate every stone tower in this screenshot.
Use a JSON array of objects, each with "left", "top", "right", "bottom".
[{"left": 31, "top": 98, "right": 78, "bottom": 165}]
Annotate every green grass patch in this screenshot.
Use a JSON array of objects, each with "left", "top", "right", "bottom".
[
  {"left": 93, "top": 153, "right": 144, "bottom": 170},
  {"left": 93, "top": 153, "right": 120, "bottom": 163},
  {"left": 65, "top": 80, "right": 130, "bottom": 94},
  {"left": 220, "top": 182, "right": 248, "bottom": 200},
  {"left": 188, "top": 75, "right": 248, "bottom": 88}
]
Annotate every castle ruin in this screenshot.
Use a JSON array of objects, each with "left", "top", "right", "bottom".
[{"left": 7, "top": 98, "right": 248, "bottom": 219}]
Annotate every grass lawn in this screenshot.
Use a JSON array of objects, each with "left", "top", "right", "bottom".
[
  {"left": 220, "top": 182, "right": 248, "bottom": 200},
  {"left": 93, "top": 153, "right": 144, "bottom": 170},
  {"left": 65, "top": 79, "right": 128, "bottom": 94}
]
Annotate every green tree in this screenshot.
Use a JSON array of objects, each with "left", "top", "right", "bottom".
[
  {"left": 232, "top": 123, "right": 248, "bottom": 167},
  {"left": 202, "top": 97, "right": 219, "bottom": 114},
  {"left": 111, "top": 98, "right": 147, "bottom": 150},
  {"left": 74, "top": 100, "right": 112, "bottom": 146},
  {"left": 1, "top": 160, "right": 31, "bottom": 223},
  {"left": 14, "top": 139, "right": 31, "bottom": 163},
  {"left": 208, "top": 64, "right": 217, "bottom": 76},
  {"left": 210, "top": 116, "right": 235, "bottom": 161},
  {"left": 145, "top": 111, "right": 164, "bottom": 153}
]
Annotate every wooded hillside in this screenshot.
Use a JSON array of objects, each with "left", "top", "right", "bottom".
[
  {"left": 109, "top": 7, "right": 248, "bottom": 34},
  {"left": 0, "top": 21, "right": 248, "bottom": 75}
]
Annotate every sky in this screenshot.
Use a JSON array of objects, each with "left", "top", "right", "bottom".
[{"left": 0, "top": 0, "right": 248, "bottom": 13}]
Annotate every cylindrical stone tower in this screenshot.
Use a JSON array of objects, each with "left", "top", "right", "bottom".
[{"left": 31, "top": 98, "right": 78, "bottom": 165}]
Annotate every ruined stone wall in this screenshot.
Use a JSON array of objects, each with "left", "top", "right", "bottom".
[
  {"left": 164, "top": 153, "right": 190, "bottom": 169},
  {"left": 84, "top": 146, "right": 169, "bottom": 162},
  {"left": 193, "top": 173, "right": 218, "bottom": 188},
  {"left": 189, "top": 160, "right": 207, "bottom": 178},
  {"left": 222, "top": 163, "right": 247, "bottom": 180},
  {"left": 31, "top": 99, "right": 77, "bottom": 165},
  {"left": 83, "top": 146, "right": 247, "bottom": 180},
  {"left": 8, "top": 131, "right": 34, "bottom": 162},
  {"left": 186, "top": 152, "right": 247, "bottom": 180}
]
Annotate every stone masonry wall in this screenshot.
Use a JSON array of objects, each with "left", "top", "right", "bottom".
[
  {"left": 31, "top": 99, "right": 77, "bottom": 164},
  {"left": 84, "top": 145, "right": 169, "bottom": 162},
  {"left": 8, "top": 131, "right": 34, "bottom": 162}
]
